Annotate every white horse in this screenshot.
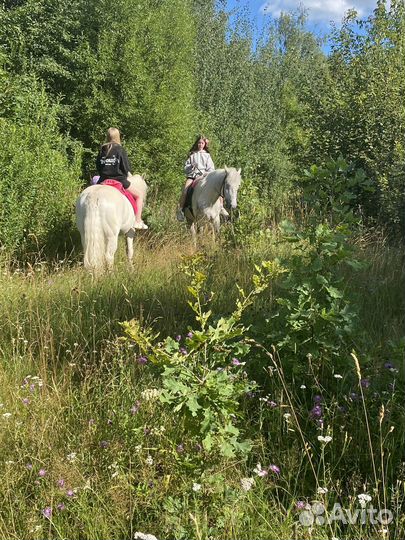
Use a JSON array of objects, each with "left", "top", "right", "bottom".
[
  {"left": 76, "top": 174, "right": 147, "bottom": 272},
  {"left": 185, "top": 167, "right": 242, "bottom": 242}
]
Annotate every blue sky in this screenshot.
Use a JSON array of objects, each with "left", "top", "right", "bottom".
[{"left": 226, "top": 0, "right": 381, "bottom": 38}]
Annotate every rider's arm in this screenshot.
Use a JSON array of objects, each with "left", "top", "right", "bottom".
[
  {"left": 206, "top": 153, "right": 215, "bottom": 173},
  {"left": 184, "top": 155, "right": 194, "bottom": 176}
]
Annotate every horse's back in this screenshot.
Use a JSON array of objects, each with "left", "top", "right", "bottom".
[{"left": 76, "top": 185, "right": 133, "bottom": 233}]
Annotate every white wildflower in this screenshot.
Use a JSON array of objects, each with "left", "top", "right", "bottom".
[
  {"left": 240, "top": 477, "right": 255, "bottom": 492},
  {"left": 253, "top": 463, "right": 268, "bottom": 477},
  {"left": 145, "top": 455, "right": 153, "bottom": 466},
  {"left": 317, "top": 487, "right": 328, "bottom": 495},
  {"left": 134, "top": 445, "right": 142, "bottom": 453},
  {"left": 300, "top": 384, "right": 306, "bottom": 389},
  {"left": 283, "top": 413, "right": 291, "bottom": 420},
  {"left": 134, "top": 533, "right": 158, "bottom": 540},
  {"left": 192, "top": 482, "right": 202, "bottom": 492},
  {"left": 334, "top": 374, "right": 343, "bottom": 379},
  {"left": 141, "top": 388, "right": 160, "bottom": 402},
  {"left": 317, "top": 435, "right": 332, "bottom": 444},
  {"left": 66, "top": 452, "right": 77, "bottom": 462},
  {"left": 357, "top": 493, "right": 372, "bottom": 507},
  {"left": 2, "top": 413, "right": 12, "bottom": 419}
]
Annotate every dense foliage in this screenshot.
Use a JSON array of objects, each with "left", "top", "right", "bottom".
[{"left": 0, "top": 0, "right": 404, "bottom": 256}]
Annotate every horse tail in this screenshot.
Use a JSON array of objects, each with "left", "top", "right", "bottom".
[{"left": 82, "top": 194, "right": 106, "bottom": 271}]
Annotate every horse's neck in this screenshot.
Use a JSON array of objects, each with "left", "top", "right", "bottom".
[{"left": 205, "top": 171, "right": 225, "bottom": 203}]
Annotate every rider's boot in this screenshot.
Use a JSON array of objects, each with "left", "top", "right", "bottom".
[
  {"left": 134, "top": 220, "right": 148, "bottom": 230},
  {"left": 176, "top": 208, "right": 185, "bottom": 222}
]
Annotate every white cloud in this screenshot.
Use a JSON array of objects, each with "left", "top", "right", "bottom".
[{"left": 260, "top": 0, "right": 379, "bottom": 23}]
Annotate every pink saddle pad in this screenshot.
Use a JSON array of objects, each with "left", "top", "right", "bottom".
[{"left": 100, "top": 179, "right": 138, "bottom": 215}]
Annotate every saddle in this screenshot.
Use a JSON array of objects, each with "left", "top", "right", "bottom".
[{"left": 100, "top": 179, "right": 138, "bottom": 215}]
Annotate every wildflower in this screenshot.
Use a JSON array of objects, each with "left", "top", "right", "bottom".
[
  {"left": 66, "top": 452, "right": 77, "bottom": 462},
  {"left": 134, "top": 445, "right": 142, "bottom": 452},
  {"left": 187, "top": 331, "right": 193, "bottom": 338},
  {"left": 334, "top": 374, "right": 343, "bottom": 379},
  {"left": 22, "top": 398, "right": 30, "bottom": 406},
  {"left": 88, "top": 418, "right": 95, "bottom": 426},
  {"left": 57, "top": 503, "right": 65, "bottom": 511},
  {"left": 2, "top": 412, "right": 12, "bottom": 419},
  {"left": 296, "top": 501, "right": 307, "bottom": 510},
  {"left": 360, "top": 379, "right": 370, "bottom": 389},
  {"left": 141, "top": 388, "right": 160, "bottom": 402},
  {"left": 283, "top": 413, "right": 291, "bottom": 421},
  {"left": 38, "top": 469, "right": 46, "bottom": 477},
  {"left": 357, "top": 493, "right": 372, "bottom": 507},
  {"left": 134, "top": 533, "right": 158, "bottom": 540},
  {"left": 313, "top": 395, "right": 323, "bottom": 403},
  {"left": 269, "top": 464, "right": 280, "bottom": 475},
  {"left": 176, "top": 444, "right": 184, "bottom": 454},
  {"left": 57, "top": 479, "right": 65, "bottom": 488},
  {"left": 317, "top": 435, "right": 332, "bottom": 444},
  {"left": 269, "top": 400, "right": 277, "bottom": 408},
  {"left": 175, "top": 335, "right": 182, "bottom": 342},
  {"left": 317, "top": 487, "right": 328, "bottom": 495},
  {"left": 310, "top": 404, "right": 323, "bottom": 420},
  {"left": 240, "top": 477, "right": 255, "bottom": 492},
  {"left": 253, "top": 463, "right": 268, "bottom": 477},
  {"left": 66, "top": 489, "right": 75, "bottom": 498},
  {"left": 384, "top": 362, "right": 394, "bottom": 370},
  {"left": 42, "top": 506, "right": 52, "bottom": 519},
  {"left": 26, "top": 463, "right": 33, "bottom": 470},
  {"left": 137, "top": 356, "right": 148, "bottom": 365},
  {"left": 192, "top": 482, "right": 202, "bottom": 492},
  {"left": 146, "top": 455, "right": 153, "bottom": 465},
  {"left": 100, "top": 440, "right": 109, "bottom": 449},
  {"left": 349, "top": 392, "right": 359, "bottom": 401},
  {"left": 300, "top": 384, "right": 306, "bottom": 389},
  {"left": 179, "top": 347, "right": 188, "bottom": 355}
]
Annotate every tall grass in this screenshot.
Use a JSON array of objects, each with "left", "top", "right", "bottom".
[{"left": 0, "top": 233, "right": 403, "bottom": 539}]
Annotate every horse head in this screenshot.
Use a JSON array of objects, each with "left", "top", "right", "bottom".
[{"left": 223, "top": 167, "right": 242, "bottom": 210}]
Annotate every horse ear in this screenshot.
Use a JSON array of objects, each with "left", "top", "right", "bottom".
[
  {"left": 224, "top": 166, "right": 228, "bottom": 172},
  {"left": 237, "top": 168, "right": 241, "bottom": 174}
]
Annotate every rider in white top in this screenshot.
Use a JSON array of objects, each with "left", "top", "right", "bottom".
[{"left": 177, "top": 135, "right": 227, "bottom": 221}]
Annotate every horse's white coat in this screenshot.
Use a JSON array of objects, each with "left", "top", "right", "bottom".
[
  {"left": 76, "top": 174, "right": 146, "bottom": 271},
  {"left": 186, "top": 167, "right": 242, "bottom": 242}
]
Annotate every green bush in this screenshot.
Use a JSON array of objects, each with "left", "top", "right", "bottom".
[{"left": 0, "top": 73, "right": 82, "bottom": 259}]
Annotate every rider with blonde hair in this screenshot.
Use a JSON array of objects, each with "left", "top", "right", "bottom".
[{"left": 96, "top": 127, "right": 148, "bottom": 229}]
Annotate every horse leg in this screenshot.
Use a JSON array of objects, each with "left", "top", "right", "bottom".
[
  {"left": 211, "top": 216, "right": 220, "bottom": 242},
  {"left": 126, "top": 230, "right": 135, "bottom": 267},
  {"left": 190, "top": 222, "right": 197, "bottom": 249},
  {"left": 105, "top": 233, "right": 118, "bottom": 270}
]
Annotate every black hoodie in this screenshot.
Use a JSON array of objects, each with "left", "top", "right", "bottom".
[{"left": 96, "top": 142, "right": 132, "bottom": 188}]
